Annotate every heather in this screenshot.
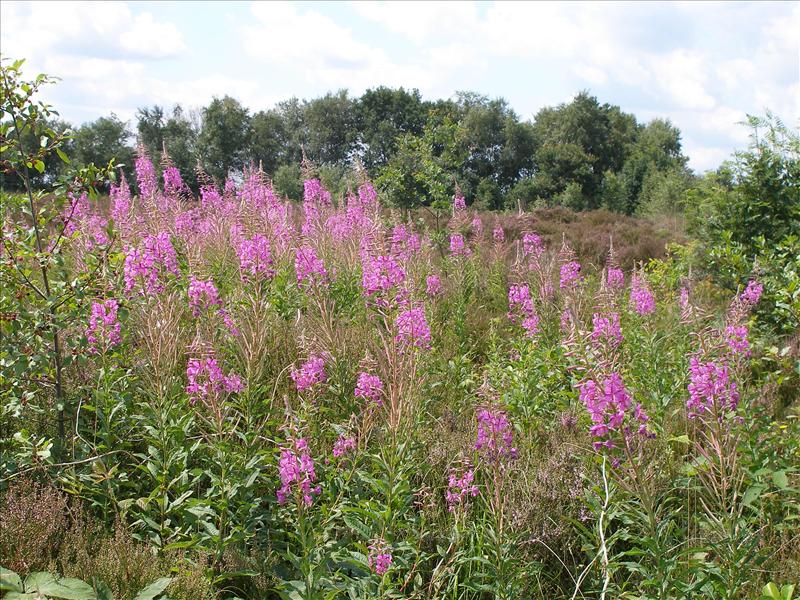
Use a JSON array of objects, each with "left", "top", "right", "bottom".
[{"left": 2, "top": 60, "right": 799, "bottom": 599}]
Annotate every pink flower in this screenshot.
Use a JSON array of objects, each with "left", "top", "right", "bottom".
[
  {"left": 135, "top": 151, "right": 157, "bottom": 199},
  {"left": 687, "top": 358, "right": 739, "bottom": 420},
  {"left": 449, "top": 234, "right": 470, "bottom": 256},
  {"left": 606, "top": 268, "right": 624, "bottom": 289},
  {"left": 475, "top": 408, "right": 517, "bottom": 461},
  {"left": 740, "top": 280, "right": 763, "bottom": 305},
  {"left": 123, "top": 232, "right": 180, "bottom": 295},
  {"left": 630, "top": 276, "right": 656, "bottom": 315},
  {"left": 508, "top": 284, "right": 539, "bottom": 337},
  {"left": 453, "top": 194, "right": 466, "bottom": 212},
  {"left": 426, "top": 274, "right": 442, "bottom": 297},
  {"left": 86, "top": 299, "right": 121, "bottom": 354},
  {"left": 291, "top": 355, "right": 327, "bottom": 392},
  {"left": 295, "top": 246, "right": 328, "bottom": 287},
  {"left": 580, "top": 372, "right": 652, "bottom": 450},
  {"left": 355, "top": 372, "right": 384, "bottom": 406},
  {"left": 163, "top": 166, "right": 186, "bottom": 197},
  {"left": 188, "top": 277, "right": 221, "bottom": 317},
  {"left": 395, "top": 307, "right": 431, "bottom": 351},
  {"left": 471, "top": 217, "right": 483, "bottom": 236},
  {"left": 492, "top": 227, "right": 505, "bottom": 244},
  {"left": 725, "top": 325, "right": 750, "bottom": 356},
  {"left": 186, "top": 356, "right": 242, "bottom": 405},
  {"left": 591, "top": 313, "right": 622, "bottom": 348},
  {"left": 368, "top": 540, "right": 393, "bottom": 575},
  {"left": 560, "top": 261, "right": 582, "bottom": 289},
  {"left": 332, "top": 435, "right": 356, "bottom": 458},
  {"left": 277, "top": 437, "right": 321, "bottom": 506},
  {"left": 362, "top": 254, "right": 406, "bottom": 305},
  {"left": 445, "top": 466, "right": 479, "bottom": 512},
  {"left": 238, "top": 234, "right": 274, "bottom": 282},
  {"left": 523, "top": 232, "right": 544, "bottom": 258}
]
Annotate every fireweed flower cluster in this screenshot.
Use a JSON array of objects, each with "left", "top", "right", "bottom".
[
  {"left": 591, "top": 312, "right": 623, "bottom": 348},
  {"left": 188, "top": 277, "right": 221, "bottom": 316},
  {"left": 291, "top": 355, "right": 327, "bottom": 392},
  {"left": 135, "top": 152, "right": 157, "bottom": 199},
  {"left": 560, "top": 261, "right": 582, "bottom": 289},
  {"left": 295, "top": 246, "right": 328, "bottom": 287},
  {"left": 445, "top": 466, "right": 479, "bottom": 512},
  {"left": 362, "top": 254, "right": 407, "bottom": 305},
  {"left": 606, "top": 267, "right": 625, "bottom": 289},
  {"left": 475, "top": 408, "right": 518, "bottom": 461},
  {"left": 493, "top": 227, "right": 505, "bottom": 244},
  {"left": 186, "top": 357, "right": 242, "bottom": 405},
  {"left": 332, "top": 435, "right": 356, "bottom": 458},
  {"left": 508, "top": 284, "right": 539, "bottom": 337},
  {"left": 163, "top": 166, "right": 186, "bottom": 198},
  {"left": 449, "top": 233, "right": 470, "bottom": 256},
  {"left": 277, "top": 437, "right": 321, "bottom": 506},
  {"left": 368, "top": 540, "right": 393, "bottom": 575},
  {"left": 123, "top": 232, "right": 180, "bottom": 295},
  {"left": 395, "top": 307, "right": 432, "bottom": 351},
  {"left": 86, "top": 299, "right": 121, "bottom": 354},
  {"left": 740, "top": 280, "right": 763, "bottom": 305},
  {"left": 630, "top": 276, "right": 656, "bottom": 316},
  {"left": 237, "top": 234, "right": 274, "bottom": 282},
  {"left": 472, "top": 216, "right": 483, "bottom": 236},
  {"left": 687, "top": 358, "right": 740, "bottom": 420},
  {"left": 579, "top": 372, "right": 652, "bottom": 451},
  {"left": 390, "top": 224, "right": 422, "bottom": 260},
  {"left": 523, "top": 232, "right": 544, "bottom": 259},
  {"left": 725, "top": 325, "right": 750, "bottom": 356},
  {"left": 426, "top": 274, "right": 442, "bottom": 297},
  {"left": 355, "top": 372, "right": 384, "bottom": 406},
  {"left": 453, "top": 193, "right": 466, "bottom": 212}
]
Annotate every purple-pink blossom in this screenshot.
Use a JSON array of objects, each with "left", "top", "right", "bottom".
[
  {"left": 395, "top": 307, "right": 431, "bottom": 351},
  {"left": 291, "top": 355, "right": 327, "bottom": 393},
  {"left": 186, "top": 356, "right": 242, "bottom": 405},
  {"left": 449, "top": 234, "right": 470, "bottom": 256},
  {"left": 725, "top": 325, "right": 750, "bottom": 356},
  {"left": 238, "top": 234, "right": 274, "bottom": 282},
  {"left": 123, "top": 232, "right": 180, "bottom": 295},
  {"left": 740, "top": 280, "right": 763, "bottom": 305},
  {"left": 579, "top": 372, "right": 652, "bottom": 450},
  {"left": 630, "top": 276, "right": 656, "bottom": 316},
  {"left": 135, "top": 151, "right": 157, "bottom": 199},
  {"left": 453, "top": 194, "right": 466, "bottom": 212},
  {"left": 277, "top": 437, "right": 321, "bottom": 506},
  {"left": 332, "top": 435, "right": 356, "bottom": 458},
  {"left": 295, "top": 246, "right": 328, "bottom": 287},
  {"left": 86, "top": 299, "right": 121, "bottom": 354},
  {"left": 426, "top": 274, "right": 442, "bottom": 297},
  {"left": 362, "top": 254, "right": 406, "bottom": 303},
  {"left": 560, "top": 261, "right": 582, "bottom": 289},
  {"left": 445, "top": 466, "right": 479, "bottom": 512},
  {"left": 591, "top": 313, "right": 622, "bottom": 348},
  {"left": 523, "top": 232, "right": 544, "bottom": 258},
  {"left": 508, "top": 284, "right": 539, "bottom": 337},
  {"left": 687, "top": 358, "right": 740, "bottom": 420},
  {"left": 492, "top": 227, "right": 505, "bottom": 244},
  {"left": 188, "top": 277, "right": 221, "bottom": 317},
  {"left": 606, "top": 267, "right": 625, "bottom": 289},
  {"left": 355, "top": 372, "right": 384, "bottom": 406},
  {"left": 368, "top": 540, "right": 393, "bottom": 575},
  {"left": 475, "top": 407, "right": 517, "bottom": 461}
]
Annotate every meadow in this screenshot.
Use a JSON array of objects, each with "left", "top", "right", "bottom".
[{"left": 1, "top": 60, "right": 799, "bottom": 600}]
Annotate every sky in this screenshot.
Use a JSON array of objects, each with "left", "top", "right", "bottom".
[{"left": 2, "top": 1, "right": 798, "bottom": 172}]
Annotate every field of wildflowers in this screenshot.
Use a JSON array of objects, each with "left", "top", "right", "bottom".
[{"left": 1, "top": 62, "right": 799, "bottom": 600}]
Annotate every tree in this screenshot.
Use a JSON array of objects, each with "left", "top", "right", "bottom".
[
  {"left": 72, "top": 114, "right": 135, "bottom": 176},
  {"left": 303, "top": 90, "right": 358, "bottom": 165},
  {"left": 136, "top": 104, "right": 199, "bottom": 190},
  {"left": 251, "top": 109, "right": 290, "bottom": 174},
  {"left": 531, "top": 91, "right": 638, "bottom": 208},
  {"left": 355, "top": 86, "right": 428, "bottom": 170},
  {"left": 197, "top": 96, "right": 251, "bottom": 182}
]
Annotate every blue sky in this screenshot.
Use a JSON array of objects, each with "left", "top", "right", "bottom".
[{"left": 2, "top": 1, "right": 798, "bottom": 171}]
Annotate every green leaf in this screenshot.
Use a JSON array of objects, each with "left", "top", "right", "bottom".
[
  {"left": 56, "top": 148, "right": 70, "bottom": 164},
  {"left": 743, "top": 484, "right": 765, "bottom": 507},
  {"left": 0, "top": 567, "right": 23, "bottom": 592},
  {"left": 668, "top": 434, "right": 691, "bottom": 445},
  {"left": 133, "top": 577, "right": 173, "bottom": 600},
  {"left": 772, "top": 470, "right": 789, "bottom": 490},
  {"left": 763, "top": 582, "right": 782, "bottom": 599},
  {"left": 33, "top": 159, "right": 45, "bottom": 173}
]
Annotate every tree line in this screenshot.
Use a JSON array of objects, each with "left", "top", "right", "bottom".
[{"left": 2, "top": 87, "right": 693, "bottom": 215}]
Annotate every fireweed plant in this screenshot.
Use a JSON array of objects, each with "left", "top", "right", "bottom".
[{"left": 2, "top": 64, "right": 798, "bottom": 600}]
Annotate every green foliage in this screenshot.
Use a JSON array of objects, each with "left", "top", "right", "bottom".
[{"left": 197, "top": 96, "right": 252, "bottom": 182}]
